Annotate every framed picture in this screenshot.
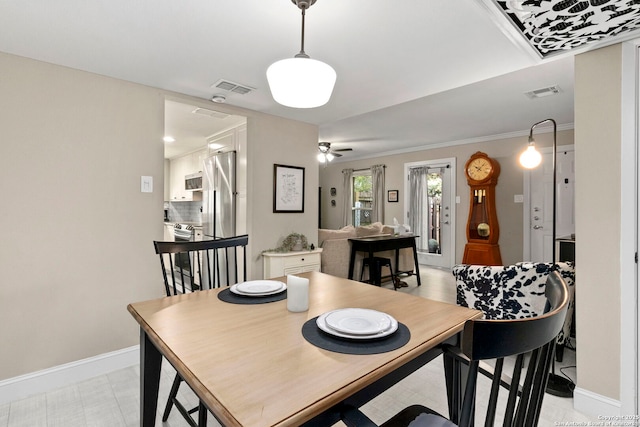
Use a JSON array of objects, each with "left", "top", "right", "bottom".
[
  {"left": 388, "top": 190, "right": 399, "bottom": 203},
  {"left": 273, "top": 164, "right": 305, "bottom": 213}
]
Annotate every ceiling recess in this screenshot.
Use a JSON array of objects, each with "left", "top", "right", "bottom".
[
  {"left": 524, "top": 85, "right": 562, "bottom": 99},
  {"left": 488, "top": 0, "right": 640, "bottom": 58},
  {"left": 212, "top": 79, "right": 255, "bottom": 95},
  {"left": 192, "top": 107, "right": 229, "bottom": 119}
]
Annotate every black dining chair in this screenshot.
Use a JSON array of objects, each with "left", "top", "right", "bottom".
[
  {"left": 341, "top": 270, "right": 569, "bottom": 427},
  {"left": 154, "top": 234, "right": 249, "bottom": 427}
]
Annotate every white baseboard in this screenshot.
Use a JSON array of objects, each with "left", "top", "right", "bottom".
[
  {"left": 574, "top": 386, "right": 622, "bottom": 418},
  {"left": 0, "top": 345, "right": 139, "bottom": 405}
]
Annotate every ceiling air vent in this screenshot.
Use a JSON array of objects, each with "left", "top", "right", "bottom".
[
  {"left": 524, "top": 85, "right": 562, "bottom": 99},
  {"left": 212, "top": 79, "right": 255, "bottom": 95}
]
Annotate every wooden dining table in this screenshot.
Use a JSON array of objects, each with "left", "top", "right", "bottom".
[{"left": 127, "top": 271, "right": 481, "bottom": 427}]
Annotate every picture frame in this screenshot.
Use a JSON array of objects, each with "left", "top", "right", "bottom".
[
  {"left": 273, "top": 164, "right": 305, "bottom": 213},
  {"left": 387, "top": 190, "right": 399, "bottom": 203}
]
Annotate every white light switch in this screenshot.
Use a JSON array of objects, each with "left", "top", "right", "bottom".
[
  {"left": 514, "top": 194, "right": 524, "bottom": 203},
  {"left": 141, "top": 176, "right": 153, "bottom": 193},
  {"left": 455, "top": 196, "right": 460, "bottom": 204}
]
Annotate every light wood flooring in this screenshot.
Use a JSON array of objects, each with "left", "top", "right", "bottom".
[{"left": 0, "top": 267, "right": 597, "bottom": 426}]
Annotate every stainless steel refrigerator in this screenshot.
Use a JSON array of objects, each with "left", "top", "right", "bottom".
[{"left": 202, "top": 151, "right": 236, "bottom": 239}]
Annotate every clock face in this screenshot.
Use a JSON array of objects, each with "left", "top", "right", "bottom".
[{"left": 467, "top": 158, "right": 493, "bottom": 181}]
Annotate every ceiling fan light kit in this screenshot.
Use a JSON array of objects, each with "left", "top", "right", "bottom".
[
  {"left": 267, "top": 0, "right": 336, "bottom": 109},
  {"left": 317, "top": 141, "right": 352, "bottom": 163}
]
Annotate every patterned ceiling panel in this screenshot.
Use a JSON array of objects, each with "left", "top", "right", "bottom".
[{"left": 494, "top": 0, "right": 640, "bottom": 57}]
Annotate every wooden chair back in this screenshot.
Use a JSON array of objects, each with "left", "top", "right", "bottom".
[{"left": 154, "top": 235, "right": 248, "bottom": 296}]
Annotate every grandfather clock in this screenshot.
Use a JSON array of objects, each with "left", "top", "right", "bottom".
[{"left": 462, "top": 152, "right": 502, "bottom": 265}]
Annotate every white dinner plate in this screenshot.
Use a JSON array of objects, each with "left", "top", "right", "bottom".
[
  {"left": 316, "top": 310, "right": 398, "bottom": 340},
  {"left": 324, "top": 308, "right": 393, "bottom": 335},
  {"left": 231, "top": 280, "right": 286, "bottom": 296}
]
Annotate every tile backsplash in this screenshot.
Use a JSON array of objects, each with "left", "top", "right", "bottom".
[{"left": 167, "top": 201, "right": 202, "bottom": 224}]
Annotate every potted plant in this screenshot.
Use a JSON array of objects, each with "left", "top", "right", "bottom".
[{"left": 263, "top": 232, "right": 310, "bottom": 253}]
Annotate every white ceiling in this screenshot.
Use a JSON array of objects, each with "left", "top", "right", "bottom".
[
  {"left": 1, "top": 0, "right": 638, "bottom": 160},
  {"left": 164, "top": 100, "right": 246, "bottom": 159}
]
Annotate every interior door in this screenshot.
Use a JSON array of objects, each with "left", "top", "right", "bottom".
[
  {"left": 405, "top": 158, "right": 456, "bottom": 269},
  {"left": 526, "top": 146, "right": 575, "bottom": 262}
]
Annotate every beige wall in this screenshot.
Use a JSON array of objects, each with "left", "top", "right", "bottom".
[
  {"left": 575, "top": 44, "right": 622, "bottom": 400},
  {"left": 245, "top": 114, "right": 319, "bottom": 276},
  {"left": 0, "top": 52, "right": 165, "bottom": 379},
  {"left": 0, "top": 52, "right": 318, "bottom": 380},
  {"left": 319, "top": 130, "right": 574, "bottom": 266}
]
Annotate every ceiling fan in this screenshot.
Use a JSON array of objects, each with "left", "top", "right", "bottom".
[{"left": 317, "top": 142, "right": 352, "bottom": 163}]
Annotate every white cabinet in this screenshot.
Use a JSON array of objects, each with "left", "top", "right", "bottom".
[
  {"left": 169, "top": 155, "right": 186, "bottom": 201},
  {"left": 164, "top": 160, "right": 170, "bottom": 201},
  {"left": 169, "top": 150, "right": 205, "bottom": 202},
  {"left": 193, "top": 149, "right": 208, "bottom": 173},
  {"left": 262, "top": 249, "right": 322, "bottom": 279},
  {"left": 206, "top": 129, "right": 236, "bottom": 154}
]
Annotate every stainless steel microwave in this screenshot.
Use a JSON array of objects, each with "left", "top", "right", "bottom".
[{"left": 185, "top": 172, "right": 203, "bottom": 191}]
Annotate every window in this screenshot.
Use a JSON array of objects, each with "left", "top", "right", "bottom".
[{"left": 352, "top": 171, "right": 372, "bottom": 226}]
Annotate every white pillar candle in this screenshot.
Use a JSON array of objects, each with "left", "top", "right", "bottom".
[{"left": 287, "top": 275, "right": 309, "bottom": 312}]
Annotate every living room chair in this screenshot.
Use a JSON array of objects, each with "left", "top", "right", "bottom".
[
  {"left": 452, "top": 262, "right": 575, "bottom": 361},
  {"left": 340, "top": 270, "right": 569, "bottom": 427},
  {"left": 154, "top": 235, "right": 249, "bottom": 427}
]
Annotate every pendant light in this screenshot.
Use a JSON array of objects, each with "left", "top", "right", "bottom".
[{"left": 267, "top": 0, "right": 336, "bottom": 108}]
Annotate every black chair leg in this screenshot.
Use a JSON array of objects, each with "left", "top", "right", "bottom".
[
  {"left": 198, "top": 401, "right": 208, "bottom": 426},
  {"left": 162, "top": 373, "right": 182, "bottom": 421}
]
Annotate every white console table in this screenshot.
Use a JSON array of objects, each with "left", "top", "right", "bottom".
[{"left": 262, "top": 248, "right": 323, "bottom": 279}]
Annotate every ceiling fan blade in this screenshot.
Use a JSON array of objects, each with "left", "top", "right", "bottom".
[
  {"left": 332, "top": 152, "right": 343, "bottom": 157},
  {"left": 333, "top": 148, "right": 353, "bottom": 152}
]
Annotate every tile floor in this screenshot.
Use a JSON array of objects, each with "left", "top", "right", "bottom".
[{"left": 0, "top": 267, "right": 598, "bottom": 426}]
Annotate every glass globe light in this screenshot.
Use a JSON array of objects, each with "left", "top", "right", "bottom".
[
  {"left": 267, "top": 56, "right": 336, "bottom": 108},
  {"left": 519, "top": 144, "right": 542, "bottom": 169}
]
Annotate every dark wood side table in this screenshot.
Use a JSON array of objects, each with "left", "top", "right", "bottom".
[{"left": 348, "top": 235, "right": 421, "bottom": 286}]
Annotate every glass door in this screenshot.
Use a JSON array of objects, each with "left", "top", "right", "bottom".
[{"left": 405, "top": 158, "right": 456, "bottom": 268}]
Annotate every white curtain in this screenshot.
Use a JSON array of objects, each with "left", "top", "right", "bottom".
[
  {"left": 342, "top": 168, "right": 353, "bottom": 226},
  {"left": 370, "top": 164, "right": 385, "bottom": 224},
  {"left": 409, "top": 167, "right": 428, "bottom": 251}
]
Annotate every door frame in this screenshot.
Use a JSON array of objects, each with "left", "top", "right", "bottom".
[
  {"left": 404, "top": 157, "right": 456, "bottom": 269},
  {"left": 522, "top": 144, "right": 574, "bottom": 262},
  {"left": 620, "top": 38, "right": 639, "bottom": 417}
]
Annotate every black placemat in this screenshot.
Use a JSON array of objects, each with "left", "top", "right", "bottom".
[
  {"left": 218, "top": 288, "right": 287, "bottom": 304},
  {"left": 302, "top": 317, "right": 410, "bottom": 355}
]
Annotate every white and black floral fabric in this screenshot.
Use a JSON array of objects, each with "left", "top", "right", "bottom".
[{"left": 452, "top": 262, "right": 575, "bottom": 346}]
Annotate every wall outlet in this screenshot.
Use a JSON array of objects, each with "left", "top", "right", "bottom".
[{"left": 514, "top": 194, "right": 524, "bottom": 203}]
